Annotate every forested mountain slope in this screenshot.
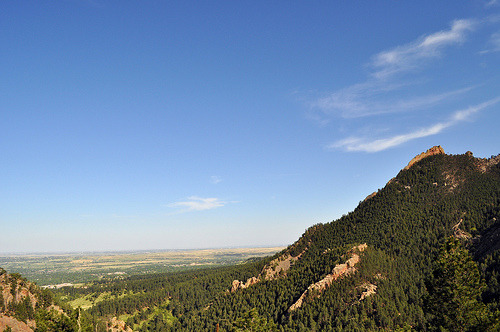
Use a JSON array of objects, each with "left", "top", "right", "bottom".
[
  {"left": 7, "top": 146, "right": 500, "bottom": 331},
  {"left": 165, "top": 147, "right": 500, "bottom": 331}
]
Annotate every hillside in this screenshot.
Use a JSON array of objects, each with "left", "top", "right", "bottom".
[
  {"left": 164, "top": 147, "right": 500, "bottom": 331},
  {"left": 0, "top": 268, "right": 77, "bottom": 332},
  {"left": 5, "top": 146, "right": 500, "bottom": 331}
]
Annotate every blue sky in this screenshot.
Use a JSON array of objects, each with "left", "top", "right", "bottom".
[{"left": 1, "top": 1, "right": 499, "bottom": 252}]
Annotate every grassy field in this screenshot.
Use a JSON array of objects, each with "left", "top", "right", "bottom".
[
  {"left": 0, "top": 247, "right": 284, "bottom": 285},
  {"left": 119, "top": 305, "right": 177, "bottom": 330},
  {"left": 64, "top": 290, "right": 135, "bottom": 309}
]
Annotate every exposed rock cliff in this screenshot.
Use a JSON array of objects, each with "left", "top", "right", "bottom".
[
  {"left": 0, "top": 271, "right": 38, "bottom": 331},
  {"left": 230, "top": 277, "right": 259, "bottom": 292},
  {"left": 0, "top": 268, "right": 70, "bottom": 332},
  {"left": 108, "top": 316, "right": 133, "bottom": 332},
  {"left": 359, "top": 283, "right": 377, "bottom": 301},
  {"left": 404, "top": 146, "right": 445, "bottom": 170},
  {"left": 475, "top": 153, "right": 500, "bottom": 173},
  {"left": 0, "top": 313, "right": 33, "bottom": 332},
  {"left": 453, "top": 219, "right": 471, "bottom": 240},
  {"left": 261, "top": 251, "right": 304, "bottom": 281},
  {"left": 230, "top": 247, "right": 307, "bottom": 292},
  {"left": 288, "top": 244, "right": 367, "bottom": 311},
  {"left": 363, "top": 191, "right": 378, "bottom": 203}
]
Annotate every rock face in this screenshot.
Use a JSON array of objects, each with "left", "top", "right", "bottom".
[
  {"left": 261, "top": 252, "right": 302, "bottom": 281},
  {"left": 230, "top": 247, "right": 307, "bottom": 292},
  {"left": 0, "top": 271, "right": 38, "bottom": 331},
  {"left": 0, "top": 269, "right": 71, "bottom": 332},
  {"left": 359, "top": 283, "right": 377, "bottom": 301},
  {"left": 230, "top": 277, "right": 259, "bottom": 292},
  {"left": 475, "top": 153, "right": 500, "bottom": 173},
  {"left": 0, "top": 314, "right": 33, "bottom": 332},
  {"left": 1, "top": 276, "right": 37, "bottom": 311},
  {"left": 288, "top": 244, "right": 367, "bottom": 312},
  {"left": 404, "top": 146, "right": 445, "bottom": 170},
  {"left": 363, "top": 191, "right": 377, "bottom": 203},
  {"left": 108, "top": 316, "right": 133, "bottom": 332},
  {"left": 453, "top": 220, "right": 471, "bottom": 240}
]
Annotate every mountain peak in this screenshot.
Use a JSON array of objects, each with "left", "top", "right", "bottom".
[{"left": 404, "top": 145, "right": 445, "bottom": 170}]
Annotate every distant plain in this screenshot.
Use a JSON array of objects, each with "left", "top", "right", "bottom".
[{"left": 0, "top": 247, "right": 284, "bottom": 285}]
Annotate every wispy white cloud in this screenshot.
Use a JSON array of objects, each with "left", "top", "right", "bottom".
[
  {"left": 372, "top": 19, "right": 475, "bottom": 79},
  {"left": 480, "top": 31, "right": 500, "bottom": 53},
  {"left": 314, "top": 84, "right": 473, "bottom": 119},
  {"left": 210, "top": 175, "right": 222, "bottom": 184},
  {"left": 486, "top": 0, "right": 499, "bottom": 8},
  {"left": 168, "top": 196, "right": 227, "bottom": 211},
  {"left": 310, "top": 19, "right": 477, "bottom": 120},
  {"left": 307, "top": 17, "right": 498, "bottom": 153},
  {"left": 329, "top": 98, "right": 500, "bottom": 152},
  {"left": 331, "top": 123, "right": 448, "bottom": 153}
]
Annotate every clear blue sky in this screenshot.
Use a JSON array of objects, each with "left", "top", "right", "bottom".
[{"left": 1, "top": 1, "right": 499, "bottom": 252}]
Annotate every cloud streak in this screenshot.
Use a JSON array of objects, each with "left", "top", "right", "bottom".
[
  {"left": 307, "top": 17, "right": 500, "bottom": 153},
  {"left": 314, "top": 84, "right": 473, "bottom": 119},
  {"left": 168, "top": 196, "right": 227, "bottom": 212},
  {"left": 311, "top": 19, "right": 476, "bottom": 120},
  {"left": 210, "top": 176, "right": 222, "bottom": 184},
  {"left": 329, "top": 98, "right": 500, "bottom": 152},
  {"left": 372, "top": 19, "right": 475, "bottom": 79},
  {"left": 486, "top": 0, "right": 499, "bottom": 8},
  {"left": 480, "top": 31, "right": 500, "bottom": 53}
]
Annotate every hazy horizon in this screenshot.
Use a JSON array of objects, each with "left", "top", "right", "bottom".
[{"left": 0, "top": 244, "right": 287, "bottom": 256}]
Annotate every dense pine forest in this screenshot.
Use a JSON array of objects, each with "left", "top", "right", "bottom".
[{"left": 2, "top": 147, "right": 500, "bottom": 331}]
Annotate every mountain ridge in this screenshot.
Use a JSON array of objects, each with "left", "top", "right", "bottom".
[
  {"left": 403, "top": 145, "right": 446, "bottom": 170},
  {"left": 207, "top": 146, "right": 500, "bottom": 330}
]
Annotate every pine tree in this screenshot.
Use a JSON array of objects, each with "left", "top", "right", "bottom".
[
  {"left": 425, "top": 237, "right": 489, "bottom": 331},
  {"left": 231, "top": 308, "right": 278, "bottom": 332}
]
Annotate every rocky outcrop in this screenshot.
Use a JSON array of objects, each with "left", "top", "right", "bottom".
[
  {"left": 0, "top": 314, "right": 33, "bottom": 332},
  {"left": 441, "top": 153, "right": 500, "bottom": 192},
  {"left": 230, "top": 247, "right": 307, "bottom": 292},
  {"left": 230, "top": 277, "right": 259, "bottom": 292},
  {"left": 288, "top": 244, "right": 367, "bottom": 312},
  {"left": 359, "top": 283, "right": 377, "bottom": 301},
  {"left": 0, "top": 272, "right": 38, "bottom": 330},
  {"left": 363, "top": 191, "right": 377, "bottom": 203},
  {"left": 404, "top": 146, "right": 445, "bottom": 170},
  {"left": 475, "top": 153, "right": 500, "bottom": 173},
  {"left": 0, "top": 269, "right": 71, "bottom": 331},
  {"left": 261, "top": 252, "right": 303, "bottom": 281},
  {"left": 108, "top": 316, "right": 133, "bottom": 332},
  {"left": 453, "top": 219, "right": 471, "bottom": 240}
]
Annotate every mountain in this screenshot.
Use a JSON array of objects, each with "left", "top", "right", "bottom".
[
  {"left": 6, "top": 146, "right": 500, "bottom": 331},
  {"left": 165, "top": 146, "right": 500, "bottom": 331}
]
